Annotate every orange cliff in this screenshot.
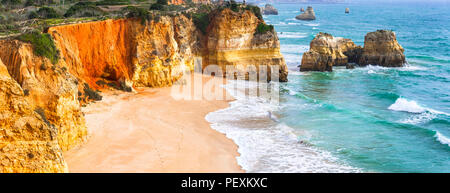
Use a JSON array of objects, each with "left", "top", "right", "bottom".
[{"left": 0, "top": 8, "right": 286, "bottom": 173}]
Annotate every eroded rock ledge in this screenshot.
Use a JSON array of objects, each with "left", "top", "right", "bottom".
[
  {"left": 300, "top": 30, "right": 405, "bottom": 72},
  {"left": 0, "top": 8, "right": 287, "bottom": 172}
]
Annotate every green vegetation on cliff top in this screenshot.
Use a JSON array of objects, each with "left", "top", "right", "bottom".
[{"left": 16, "top": 30, "right": 60, "bottom": 64}]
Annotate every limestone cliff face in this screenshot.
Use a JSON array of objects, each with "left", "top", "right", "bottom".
[
  {"left": 0, "top": 40, "right": 87, "bottom": 152},
  {"left": 48, "top": 17, "right": 197, "bottom": 89},
  {"left": 301, "top": 33, "right": 360, "bottom": 72},
  {"left": 205, "top": 8, "right": 288, "bottom": 81},
  {"left": 0, "top": 58, "right": 68, "bottom": 173},
  {"left": 359, "top": 30, "right": 405, "bottom": 67}
]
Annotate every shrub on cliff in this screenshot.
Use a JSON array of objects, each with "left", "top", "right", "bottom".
[
  {"left": 83, "top": 83, "right": 103, "bottom": 101},
  {"left": 255, "top": 23, "right": 274, "bottom": 35},
  {"left": 96, "top": 0, "right": 130, "bottom": 6},
  {"left": 120, "top": 6, "right": 149, "bottom": 24},
  {"left": 17, "top": 30, "right": 60, "bottom": 64},
  {"left": 191, "top": 12, "right": 209, "bottom": 34},
  {"left": 64, "top": 2, "right": 107, "bottom": 17},
  {"left": 245, "top": 5, "right": 263, "bottom": 20},
  {"left": 150, "top": 0, "right": 168, "bottom": 11},
  {"left": 36, "top": 7, "right": 62, "bottom": 19},
  {"left": 1, "top": 0, "right": 22, "bottom": 9}
]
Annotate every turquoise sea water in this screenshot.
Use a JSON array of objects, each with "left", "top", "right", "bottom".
[
  {"left": 267, "top": 2, "right": 450, "bottom": 172},
  {"left": 208, "top": 1, "right": 450, "bottom": 173}
]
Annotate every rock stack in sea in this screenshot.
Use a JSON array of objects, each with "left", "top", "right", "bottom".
[
  {"left": 358, "top": 30, "right": 406, "bottom": 67},
  {"left": 345, "top": 8, "right": 350, "bottom": 13},
  {"left": 300, "top": 30, "right": 405, "bottom": 71},
  {"left": 300, "top": 8, "right": 305, "bottom": 12},
  {"left": 261, "top": 4, "right": 278, "bottom": 15},
  {"left": 296, "top": 6, "right": 316, "bottom": 21},
  {"left": 300, "top": 33, "right": 361, "bottom": 72}
]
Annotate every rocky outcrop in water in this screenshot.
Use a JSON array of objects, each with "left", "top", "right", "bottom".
[
  {"left": 300, "top": 30, "right": 405, "bottom": 71},
  {"left": 261, "top": 4, "right": 278, "bottom": 15},
  {"left": 345, "top": 8, "right": 350, "bottom": 14},
  {"left": 300, "top": 8, "right": 305, "bottom": 12},
  {"left": 358, "top": 30, "right": 405, "bottom": 67},
  {"left": 296, "top": 6, "right": 316, "bottom": 21},
  {"left": 301, "top": 33, "right": 361, "bottom": 72}
]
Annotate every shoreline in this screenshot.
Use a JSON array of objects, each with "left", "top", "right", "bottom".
[{"left": 63, "top": 74, "right": 244, "bottom": 173}]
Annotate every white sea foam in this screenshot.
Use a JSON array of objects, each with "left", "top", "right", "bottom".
[
  {"left": 277, "top": 32, "right": 307, "bottom": 39},
  {"left": 389, "top": 98, "right": 450, "bottom": 116},
  {"left": 399, "top": 64, "right": 427, "bottom": 71},
  {"left": 399, "top": 112, "right": 437, "bottom": 124},
  {"left": 303, "top": 23, "right": 320, "bottom": 27},
  {"left": 280, "top": 44, "right": 309, "bottom": 54},
  {"left": 206, "top": 80, "right": 360, "bottom": 173},
  {"left": 435, "top": 131, "right": 450, "bottom": 147},
  {"left": 389, "top": 98, "right": 427, "bottom": 113}
]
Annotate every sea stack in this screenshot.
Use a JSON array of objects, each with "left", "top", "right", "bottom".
[
  {"left": 359, "top": 30, "right": 405, "bottom": 67},
  {"left": 300, "top": 30, "right": 406, "bottom": 71},
  {"left": 300, "top": 8, "right": 305, "bottom": 12},
  {"left": 345, "top": 8, "right": 350, "bottom": 13},
  {"left": 296, "top": 6, "right": 316, "bottom": 21},
  {"left": 261, "top": 4, "right": 278, "bottom": 15},
  {"left": 300, "top": 33, "right": 361, "bottom": 72}
]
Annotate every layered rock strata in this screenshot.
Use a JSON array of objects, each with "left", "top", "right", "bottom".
[
  {"left": 206, "top": 9, "right": 288, "bottom": 82},
  {"left": 0, "top": 40, "right": 87, "bottom": 152},
  {"left": 0, "top": 58, "right": 68, "bottom": 173}
]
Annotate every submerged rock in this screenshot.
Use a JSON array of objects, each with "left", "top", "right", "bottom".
[
  {"left": 300, "top": 33, "right": 361, "bottom": 72},
  {"left": 296, "top": 6, "right": 316, "bottom": 21},
  {"left": 261, "top": 4, "right": 278, "bottom": 15},
  {"left": 346, "top": 63, "right": 355, "bottom": 69},
  {"left": 359, "top": 30, "right": 405, "bottom": 67}
]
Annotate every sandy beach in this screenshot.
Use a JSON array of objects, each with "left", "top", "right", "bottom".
[{"left": 64, "top": 74, "right": 243, "bottom": 173}]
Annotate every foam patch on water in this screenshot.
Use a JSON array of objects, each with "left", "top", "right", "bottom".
[
  {"left": 399, "top": 64, "right": 428, "bottom": 71},
  {"left": 278, "top": 32, "right": 307, "bottom": 39},
  {"left": 389, "top": 98, "right": 450, "bottom": 116},
  {"left": 399, "top": 112, "right": 437, "bottom": 124},
  {"left": 303, "top": 23, "right": 320, "bottom": 27},
  {"left": 206, "top": 80, "right": 361, "bottom": 173},
  {"left": 281, "top": 44, "right": 309, "bottom": 54},
  {"left": 435, "top": 131, "right": 450, "bottom": 147},
  {"left": 389, "top": 98, "right": 427, "bottom": 113}
]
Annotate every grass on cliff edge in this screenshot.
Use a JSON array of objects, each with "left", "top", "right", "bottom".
[
  {"left": 255, "top": 23, "right": 274, "bottom": 35},
  {"left": 17, "top": 30, "right": 60, "bottom": 64}
]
